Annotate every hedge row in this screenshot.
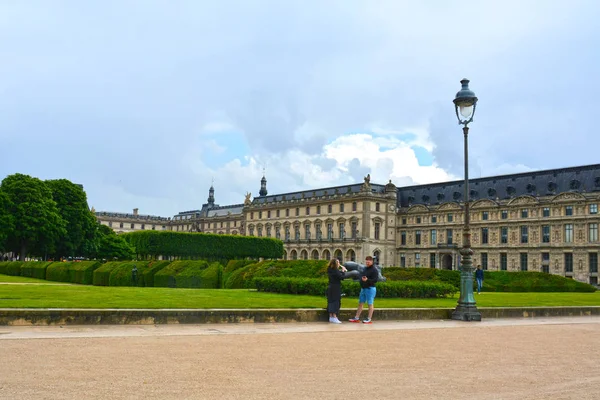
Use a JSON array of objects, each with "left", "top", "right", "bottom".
[
  {"left": 154, "top": 260, "right": 222, "bottom": 289},
  {"left": 251, "top": 277, "right": 457, "bottom": 298},
  {"left": 0, "top": 261, "right": 24, "bottom": 276},
  {"left": 224, "top": 260, "right": 329, "bottom": 289},
  {"left": 46, "top": 261, "right": 101, "bottom": 284},
  {"left": 122, "top": 231, "right": 284, "bottom": 260},
  {"left": 20, "top": 261, "right": 52, "bottom": 279}
]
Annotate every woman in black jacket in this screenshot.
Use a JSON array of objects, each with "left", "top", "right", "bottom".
[{"left": 327, "top": 258, "right": 347, "bottom": 323}]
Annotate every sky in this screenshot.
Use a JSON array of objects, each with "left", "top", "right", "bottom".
[{"left": 1, "top": 1, "right": 599, "bottom": 217}]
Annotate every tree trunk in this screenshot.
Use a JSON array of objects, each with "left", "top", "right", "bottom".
[{"left": 20, "top": 241, "right": 27, "bottom": 262}]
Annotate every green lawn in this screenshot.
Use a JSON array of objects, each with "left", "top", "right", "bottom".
[
  {"left": 0, "top": 274, "right": 61, "bottom": 284},
  {"left": 0, "top": 279, "right": 598, "bottom": 309}
]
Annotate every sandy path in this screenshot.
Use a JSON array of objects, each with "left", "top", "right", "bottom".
[{"left": 1, "top": 319, "right": 598, "bottom": 399}]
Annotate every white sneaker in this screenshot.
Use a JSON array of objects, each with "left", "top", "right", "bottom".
[{"left": 332, "top": 318, "right": 342, "bottom": 324}]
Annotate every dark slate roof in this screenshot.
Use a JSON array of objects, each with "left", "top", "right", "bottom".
[
  {"left": 206, "top": 204, "right": 244, "bottom": 217},
  {"left": 252, "top": 183, "right": 387, "bottom": 204},
  {"left": 95, "top": 211, "right": 170, "bottom": 221},
  {"left": 397, "top": 164, "right": 600, "bottom": 208}
]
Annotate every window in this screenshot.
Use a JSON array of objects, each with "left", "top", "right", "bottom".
[
  {"left": 305, "top": 225, "right": 311, "bottom": 240},
  {"left": 316, "top": 224, "right": 322, "bottom": 240},
  {"left": 401, "top": 231, "right": 407, "bottom": 245},
  {"left": 351, "top": 222, "right": 357, "bottom": 239},
  {"left": 257, "top": 226, "right": 263, "bottom": 237},
  {"left": 415, "top": 230, "right": 421, "bottom": 245},
  {"left": 520, "top": 253, "right": 528, "bottom": 271},
  {"left": 352, "top": 202, "right": 357, "bottom": 212},
  {"left": 266, "top": 226, "right": 272, "bottom": 237},
  {"left": 234, "top": 221, "right": 237, "bottom": 227},
  {"left": 521, "top": 226, "right": 528, "bottom": 244},
  {"left": 374, "top": 223, "right": 381, "bottom": 240},
  {"left": 542, "top": 253, "right": 550, "bottom": 273},
  {"left": 447, "top": 214, "right": 453, "bottom": 222},
  {"left": 590, "top": 253, "right": 598, "bottom": 273},
  {"left": 430, "top": 229, "right": 437, "bottom": 245},
  {"left": 249, "top": 226, "right": 255, "bottom": 236},
  {"left": 501, "top": 227, "right": 508, "bottom": 244},
  {"left": 295, "top": 208, "right": 300, "bottom": 217},
  {"left": 565, "top": 253, "right": 573, "bottom": 273},
  {"left": 285, "top": 226, "right": 290, "bottom": 241},
  {"left": 591, "top": 276, "right": 598, "bottom": 286},
  {"left": 416, "top": 216, "right": 422, "bottom": 224},
  {"left": 286, "top": 209, "right": 290, "bottom": 217},
  {"left": 251, "top": 212, "right": 254, "bottom": 220},
  {"left": 340, "top": 203, "right": 345, "bottom": 213},
  {"left": 565, "top": 224, "right": 573, "bottom": 243},
  {"left": 446, "top": 229, "right": 453, "bottom": 244},
  {"left": 565, "top": 206, "right": 573, "bottom": 216},
  {"left": 328, "top": 205, "right": 332, "bottom": 213},
  {"left": 481, "top": 253, "right": 488, "bottom": 270},
  {"left": 375, "top": 202, "right": 380, "bottom": 212},
  {"left": 415, "top": 253, "right": 421, "bottom": 264},
  {"left": 305, "top": 207, "right": 310, "bottom": 216},
  {"left": 259, "top": 211, "right": 262, "bottom": 219},
  {"left": 327, "top": 223, "right": 333, "bottom": 240},
  {"left": 431, "top": 216, "right": 437, "bottom": 223},
  {"left": 220, "top": 222, "right": 223, "bottom": 228},
  {"left": 108, "top": 221, "right": 113, "bottom": 228},
  {"left": 521, "top": 209, "right": 528, "bottom": 218},
  {"left": 339, "top": 223, "right": 345, "bottom": 239},
  {"left": 267, "top": 211, "right": 271, "bottom": 218},
  {"left": 402, "top": 218, "right": 407, "bottom": 225},
  {"left": 542, "top": 225, "right": 550, "bottom": 243},
  {"left": 501, "top": 210, "right": 508, "bottom": 220},
  {"left": 400, "top": 254, "right": 406, "bottom": 268},
  {"left": 482, "top": 211, "right": 489, "bottom": 221},
  {"left": 481, "top": 228, "right": 489, "bottom": 244},
  {"left": 276, "top": 210, "right": 280, "bottom": 218},
  {"left": 119, "top": 222, "right": 124, "bottom": 228},
  {"left": 317, "top": 205, "right": 321, "bottom": 215},
  {"left": 590, "top": 204, "right": 598, "bottom": 214},
  {"left": 543, "top": 207, "right": 550, "bottom": 217},
  {"left": 590, "top": 223, "right": 598, "bottom": 242},
  {"left": 141, "top": 224, "right": 145, "bottom": 230},
  {"left": 131, "top": 223, "right": 135, "bottom": 229},
  {"left": 500, "top": 253, "right": 508, "bottom": 271},
  {"left": 430, "top": 253, "right": 436, "bottom": 268},
  {"left": 294, "top": 226, "right": 300, "bottom": 240}
]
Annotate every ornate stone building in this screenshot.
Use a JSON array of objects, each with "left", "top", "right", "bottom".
[
  {"left": 95, "top": 208, "right": 170, "bottom": 233},
  {"left": 95, "top": 164, "right": 600, "bottom": 285}
]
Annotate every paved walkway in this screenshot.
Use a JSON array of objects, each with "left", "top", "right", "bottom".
[{"left": 1, "top": 317, "right": 599, "bottom": 399}]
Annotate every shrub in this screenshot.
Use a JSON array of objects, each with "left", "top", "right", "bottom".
[
  {"left": 141, "top": 260, "right": 171, "bottom": 287},
  {"left": 46, "top": 262, "right": 73, "bottom": 283},
  {"left": 0, "top": 262, "right": 8, "bottom": 275},
  {"left": 251, "top": 277, "right": 457, "bottom": 298},
  {"left": 20, "top": 262, "right": 52, "bottom": 279},
  {"left": 108, "top": 261, "right": 151, "bottom": 287},
  {"left": 93, "top": 262, "right": 126, "bottom": 286},
  {"left": 154, "top": 260, "right": 221, "bottom": 288},
  {"left": 70, "top": 261, "right": 102, "bottom": 285},
  {"left": 482, "top": 271, "right": 596, "bottom": 293},
  {"left": 223, "top": 259, "right": 256, "bottom": 288},
  {"left": 1, "top": 261, "right": 24, "bottom": 276},
  {"left": 200, "top": 262, "right": 223, "bottom": 289},
  {"left": 226, "top": 260, "right": 329, "bottom": 289},
  {"left": 224, "top": 263, "right": 258, "bottom": 289}
]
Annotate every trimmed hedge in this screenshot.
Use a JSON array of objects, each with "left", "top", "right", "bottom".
[
  {"left": 251, "top": 277, "right": 457, "bottom": 298},
  {"left": 122, "top": 231, "right": 284, "bottom": 260},
  {"left": 154, "top": 260, "right": 222, "bottom": 289},
  {"left": 20, "top": 261, "right": 52, "bottom": 279},
  {"left": 223, "top": 259, "right": 256, "bottom": 288},
  {"left": 108, "top": 261, "right": 151, "bottom": 287},
  {"left": 141, "top": 260, "right": 171, "bottom": 287},
  {"left": 70, "top": 261, "right": 101, "bottom": 285},
  {"left": 45, "top": 262, "right": 73, "bottom": 283},
  {"left": 0, "top": 261, "right": 23, "bottom": 276},
  {"left": 93, "top": 262, "right": 126, "bottom": 286},
  {"left": 224, "top": 260, "right": 329, "bottom": 289}
]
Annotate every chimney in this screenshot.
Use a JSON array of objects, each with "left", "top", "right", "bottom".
[{"left": 133, "top": 208, "right": 139, "bottom": 216}]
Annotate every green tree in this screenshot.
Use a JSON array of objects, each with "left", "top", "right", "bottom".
[
  {"left": 45, "top": 179, "right": 97, "bottom": 258},
  {"left": 0, "top": 191, "right": 15, "bottom": 253},
  {"left": 94, "top": 224, "right": 135, "bottom": 260},
  {"left": 1, "top": 174, "right": 66, "bottom": 260}
]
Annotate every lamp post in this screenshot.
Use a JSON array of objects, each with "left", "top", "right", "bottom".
[{"left": 451, "top": 78, "right": 482, "bottom": 321}]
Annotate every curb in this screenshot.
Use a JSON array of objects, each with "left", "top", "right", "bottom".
[{"left": 1, "top": 307, "right": 600, "bottom": 326}]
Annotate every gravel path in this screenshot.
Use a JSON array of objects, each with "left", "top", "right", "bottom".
[{"left": 1, "top": 318, "right": 599, "bottom": 399}]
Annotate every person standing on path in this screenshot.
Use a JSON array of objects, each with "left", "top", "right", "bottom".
[
  {"left": 475, "top": 265, "right": 484, "bottom": 294},
  {"left": 349, "top": 256, "right": 378, "bottom": 324},
  {"left": 327, "top": 258, "right": 347, "bottom": 323}
]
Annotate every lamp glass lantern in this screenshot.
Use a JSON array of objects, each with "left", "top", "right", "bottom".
[{"left": 453, "top": 79, "right": 478, "bottom": 125}]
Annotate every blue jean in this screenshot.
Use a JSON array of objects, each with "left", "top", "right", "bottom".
[{"left": 476, "top": 278, "right": 483, "bottom": 293}]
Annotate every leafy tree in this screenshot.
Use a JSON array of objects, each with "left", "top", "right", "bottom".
[
  {"left": 1, "top": 174, "right": 66, "bottom": 260},
  {"left": 0, "top": 191, "right": 15, "bottom": 253},
  {"left": 45, "top": 179, "right": 97, "bottom": 258},
  {"left": 93, "top": 224, "right": 135, "bottom": 260}
]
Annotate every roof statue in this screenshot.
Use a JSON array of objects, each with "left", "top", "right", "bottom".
[
  {"left": 244, "top": 192, "right": 252, "bottom": 206},
  {"left": 361, "top": 173, "right": 371, "bottom": 192}
]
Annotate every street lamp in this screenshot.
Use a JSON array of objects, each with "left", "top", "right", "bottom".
[{"left": 451, "top": 78, "right": 482, "bottom": 321}]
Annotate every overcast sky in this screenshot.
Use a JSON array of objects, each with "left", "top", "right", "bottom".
[{"left": 1, "top": 1, "right": 599, "bottom": 217}]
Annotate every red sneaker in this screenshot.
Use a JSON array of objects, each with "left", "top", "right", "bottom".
[{"left": 349, "top": 318, "right": 360, "bottom": 323}]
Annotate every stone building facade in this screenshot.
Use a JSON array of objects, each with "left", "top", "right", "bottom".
[{"left": 95, "top": 164, "right": 600, "bottom": 285}]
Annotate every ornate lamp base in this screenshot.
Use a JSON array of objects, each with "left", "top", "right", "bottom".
[{"left": 451, "top": 304, "right": 482, "bottom": 321}]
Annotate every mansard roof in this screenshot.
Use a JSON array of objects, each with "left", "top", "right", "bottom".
[
  {"left": 397, "top": 164, "right": 600, "bottom": 208},
  {"left": 205, "top": 204, "right": 244, "bottom": 217},
  {"left": 251, "top": 183, "right": 387, "bottom": 205},
  {"left": 95, "top": 211, "right": 170, "bottom": 221}
]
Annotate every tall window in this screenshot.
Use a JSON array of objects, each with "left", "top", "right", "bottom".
[
  {"left": 589, "top": 223, "right": 598, "bottom": 242},
  {"left": 275, "top": 227, "right": 280, "bottom": 239},
  {"left": 482, "top": 211, "right": 489, "bottom": 221},
  {"left": 565, "top": 253, "right": 573, "bottom": 273},
  {"left": 542, "top": 253, "right": 550, "bottom": 273},
  {"left": 276, "top": 210, "right": 280, "bottom": 218},
  {"left": 305, "top": 225, "right": 311, "bottom": 240},
  {"left": 295, "top": 208, "right": 300, "bottom": 217},
  {"left": 500, "top": 253, "right": 507, "bottom": 271},
  {"left": 316, "top": 224, "right": 322, "bottom": 240},
  {"left": 400, "top": 254, "right": 406, "bottom": 268},
  {"left": 251, "top": 212, "right": 254, "bottom": 220},
  {"left": 259, "top": 211, "right": 262, "bottom": 219},
  {"left": 294, "top": 226, "right": 300, "bottom": 240},
  {"left": 565, "top": 224, "right": 573, "bottom": 243},
  {"left": 431, "top": 216, "right": 437, "bottom": 223},
  {"left": 316, "top": 206, "right": 321, "bottom": 215},
  {"left": 520, "top": 253, "right": 528, "bottom": 271},
  {"left": 501, "top": 210, "right": 508, "bottom": 220},
  {"left": 481, "top": 253, "right": 488, "bottom": 270},
  {"left": 351, "top": 222, "right": 357, "bottom": 238},
  {"left": 501, "top": 227, "right": 508, "bottom": 244},
  {"left": 415, "top": 253, "right": 421, "bottom": 264},
  {"left": 543, "top": 207, "right": 550, "bottom": 217},
  {"left": 565, "top": 206, "right": 573, "bottom": 216},
  {"left": 257, "top": 226, "right": 263, "bottom": 237},
  {"left": 542, "top": 225, "right": 550, "bottom": 243},
  {"left": 286, "top": 209, "right": 290, "bottom": 217},
  {"left": 328, "top": 204, "right": 332, "bottom": 213},
  {"left": 590, "top": 204, "right": 598, "bottom": 214},
  {"left": 430, "top": 253, "right": 436, "bottom": 268},
  {"left": 249, "top": 226, "right": 255, "bottom": 236},
  {"left": 285, "top": 226, "right": 290, "bottom": 241},
  {"left": 267, "top": 211, "right": 271, "bottom": 218},
  {"left": 481, "top": 228, "right": 489, "bottom": 244},
  {"left": 430, "top": 229, "right": 437, "bottom": 245},
  {"left": 521, "top": 209, "right": 528, "bottom": 218},
  {"left": 402, "top": 218, "right": 407, "bottom": 225},
  {"left": 339, "top": 223, "right": 345, "bottom": 239},
  {"left": 401, "top": 231, "right": 406, "bottom": 245},
  {"left": 446, "top": 229, "right": 453, "bottom": 244},
  {"left": 415, "top": 230, "right": 421, "bottom": 245},
  {"left": 352, "top": 202, "right": 357, "bottom": 211},
  {"left": 374, "top": 223, "right": 381, "bottom": 240},
  {"left": 520, "top": 226, "right": 528, "bottom": 244},
  {"left": 447, "top": 214, "right": 453, "bottom": 222},
  {"left": 416, "top": 216, "right": 422, "bottom": 224},
  {"left": 340, "top": 203, "right": 345, "bottom": 213},
  {"left": 305, "top": 207, "right": 310, "bottom": 216},
  {"left": 590, "top": 253, "right": 598, "bottom": 273},
  {"left": 375, "top": 203, "right": 380, "bottom": 212},
  {"left": 327, "top": 223, "right": 333, "bottom": 240}
]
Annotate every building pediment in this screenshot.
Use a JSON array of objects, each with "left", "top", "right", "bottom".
[
  {"left": 551, "top": 192, "right": 587, "bottom": 203},
  {"left": 471, "top": 199, "right": 498, "bottom": 209},
  {"left": 437, "top": 202, "right": 461, "bottom": 211},
  {"left": 507, "top": 195, "right": 539, "bottom": 206},
  {"left": 407, "top": 204, "right": 429, "bottom": 213}
]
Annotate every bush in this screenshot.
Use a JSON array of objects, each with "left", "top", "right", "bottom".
[
  {"left": 122, "top": 231, "right": 284, "bottom": 260},
  {"left": 223, "top": 259, "right": 256, "bottom": 288},
  {"left": 108, "top": 261, "right": 151, "bottom": 287},
  {"left": 200, "top": 262, "right": 223, "bottom": 289},
  {"left": 70, "top": 261, "right": 101, "bottom": 284},
  {"left": 225, "top": 260, "right": 329, "bottom": 289},
  {"left": 251, "top": 277, "right": 457, "bottom": 298},
  {"left": 93, "top": 262, "right": 126, "bottom": 286},
  {"left": 154, "top": 260, "right": 221, "bottom": 288},
  {"left": 20, "top": 262, "right": 52, "bottom": 279},
  {"left": 46, "top": 262, "right": 73, "bottom": 283},
  {"left": 0, "top": 262, "right": 8, "bottom": 275},
  {"left": 141, "top": 260, "right": 171, "bottom": 287},
  {"left": 0, "top": 261, "right": 24, "bottom": 276}
]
